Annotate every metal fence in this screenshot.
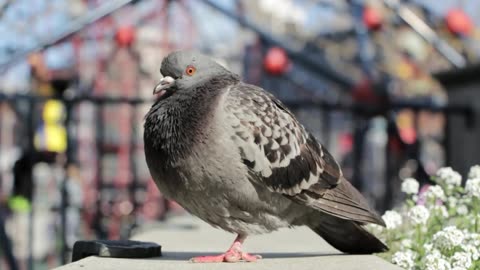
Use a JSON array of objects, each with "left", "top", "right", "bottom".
[{"left": 0, "top": 93, "right": 473, "bottom": 269}]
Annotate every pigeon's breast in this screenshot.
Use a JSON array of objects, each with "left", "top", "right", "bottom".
[{"left": 161, "top": 103, "right": 297, "bottom": 234}]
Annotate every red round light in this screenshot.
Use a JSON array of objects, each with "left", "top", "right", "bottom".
[
  {"left": 115, "top": 26, "right": 136, "bottom": 47},
  {"left": 352, "top": 79, "right": 380, "bottom": 103},
  {"left": 399, "top": 127, "right": 417, "bottom": 145},
  {"left": 445, "top": 8, "right": 473, "bottom": 36},
  {"left": 363, "top": 6, "right": 383, "bottom": 31},
  {"left": 263, "top": 47, "right": 290, "bottom": 76}
]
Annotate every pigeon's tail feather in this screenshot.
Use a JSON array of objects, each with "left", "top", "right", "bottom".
[
  {"left": 306, "top": 177, "right": 386, "bottom": 226},
  {"left": 309, "top": 215, "right": 388, "bottom": 254}
]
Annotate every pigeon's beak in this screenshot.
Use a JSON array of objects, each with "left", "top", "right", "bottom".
[{"left": 153, "top": 76, "right": 176, "bottom": 96}]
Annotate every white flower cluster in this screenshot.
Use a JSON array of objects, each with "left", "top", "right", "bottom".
[
  {"left": 468, "top": 165, "right": 480, "bottom": 179},
  {"left": 435, "top": 167, "right": 462, "bottom": 188},
  {"left": 432, "top": 226, "right": 464, "bottom": 250},
  {"left": 456, "top": 204, "right": 468, "bottom": 215},
  {"left": 385, "top": 166, "right": 480, "bottom": 270},
  {"left": 462, "top": 244, "right": 479, "bottom": 261},
  {"left": 391, "top": 250, "right": 416, "bottom": 270},
  {"left": 450, "top": 252, "right": 472, "bottom": 269},
  {"left": 382, "top": 210, "right": 402, "bottom": 230},
  {"left": 447, "top": 197, "right": 457, "bottom": 208},
  {"left": 462, "top": 233, "right": 480, "bottom": 262},
  {"left": 407, "top": 205, "right": 430, "bottom": 225},
  {"left": 465, "top": 177, "right": 480, "bottom": 199},
  {"left": 425, "top": 250, "right": 451, "bottom": 270},
  {"left": 466, "top": 232, "right": 480, "bottom": 246},
  {"left": 425, "top": 185, "right": 446, "bottom": 201},
  {"left": 401, "top": 178, "right": 420, "bottom": 195}
]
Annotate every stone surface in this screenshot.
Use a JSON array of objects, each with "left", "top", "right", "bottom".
[{"left": 55, "top": 215, "right": 402, "bottom": 270}]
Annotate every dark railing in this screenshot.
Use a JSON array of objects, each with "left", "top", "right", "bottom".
[{"left": 0, "top": 93, "right": 474, "bottom": 269}]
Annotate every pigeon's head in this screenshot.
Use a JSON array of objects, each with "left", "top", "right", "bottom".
[{"left": 153, "top": 51, "right": 237, "bottom": 98}]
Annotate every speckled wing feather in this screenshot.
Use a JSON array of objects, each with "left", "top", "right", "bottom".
[{"left": 225, "top": 83, "right": 384, "bottom": 226}]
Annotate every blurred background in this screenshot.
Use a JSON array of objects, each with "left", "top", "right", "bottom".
[{"left": 0, "top": 0, "right": 479, "bottom": 269}]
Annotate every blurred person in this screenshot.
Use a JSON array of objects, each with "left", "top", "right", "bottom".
[{"left": 10, "top": 53, "right": 66, "bottom": 211}]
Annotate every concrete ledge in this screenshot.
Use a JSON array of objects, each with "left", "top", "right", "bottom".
[{"left": 55, "top": 215, "right": 401, "bottom": 270}]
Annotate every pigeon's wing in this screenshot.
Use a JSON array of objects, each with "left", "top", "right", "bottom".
[{"left": 225, "top": 83, "right": 384, "bottom": 226}]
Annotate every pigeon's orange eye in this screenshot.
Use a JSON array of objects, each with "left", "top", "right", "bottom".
[{"left": 185, "top": 66, "right": 196, "bottom": 76}]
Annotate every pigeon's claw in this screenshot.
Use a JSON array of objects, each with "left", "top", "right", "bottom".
[
  {"left": 190, "top": 235, "right": 261, "bottom": 263},
  {"left": 189, "top": 252, "right": 261, "bottom": 263},
  {"left": 223, "top": 242, "right": 262, "bottom": 262},
  {"left": 190, "top": 254, "right": 226, "bottom": 263},
  {"left": 239, "top": 252, "right": 262, "bottom": 262}
]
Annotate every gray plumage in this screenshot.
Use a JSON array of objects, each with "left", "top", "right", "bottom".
[{"left": 144, "top": 51, "right": 387, "bottom": 254}]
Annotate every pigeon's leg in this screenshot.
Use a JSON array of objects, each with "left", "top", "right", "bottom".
[{"left": 190, "top": 234, "right": 262, "bottom": 263}]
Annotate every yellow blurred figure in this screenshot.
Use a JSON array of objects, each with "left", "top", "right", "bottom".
[{"left": 34, "top": 100, "right": 67, "bottom": 153}]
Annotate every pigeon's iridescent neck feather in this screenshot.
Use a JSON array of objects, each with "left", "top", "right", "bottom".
[{"left": 144, "top": 74, "right": 239, "bottom": 165}]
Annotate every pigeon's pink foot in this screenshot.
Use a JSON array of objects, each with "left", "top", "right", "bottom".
[
  {"left": 190, "top": 235, "right": 261, "bottom": 263},
  {"left": 190, "top": 254, "right": 227, "bottom": 263},
  {"left": 190, "top": 251, "right": 261, "bottom": 263}
]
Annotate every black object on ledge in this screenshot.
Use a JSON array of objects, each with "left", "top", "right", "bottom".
[{"left": 71, "top": 240, "right": 162, "bottom": 262}]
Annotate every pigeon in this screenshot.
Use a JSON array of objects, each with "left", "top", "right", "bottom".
[{"left": 143, "top": 51, "right": 387, "bottom": 263}]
